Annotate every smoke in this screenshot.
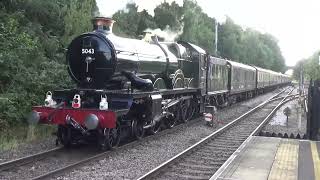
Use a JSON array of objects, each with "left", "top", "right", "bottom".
[{"left": 143, "top": 24, "right": 184, "bottom": 42}]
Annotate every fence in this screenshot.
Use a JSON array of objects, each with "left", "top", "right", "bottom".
[{"left": 307, "top": 80, "right": 320, "bottom": 140}]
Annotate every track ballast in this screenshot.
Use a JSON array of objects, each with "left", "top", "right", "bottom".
[{"left": 138, "top": 88, "right": 294, "bottom": 180}]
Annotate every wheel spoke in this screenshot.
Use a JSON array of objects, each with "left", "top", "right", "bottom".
[
  {"left": 99, "top": 123, "right": 121, "bottom": 150},
  {"left": 132, "top": 119, "right": 145, "bottom": 139},
  {"left": 180, "top": 100, "right": 190, "bottom": 122}
]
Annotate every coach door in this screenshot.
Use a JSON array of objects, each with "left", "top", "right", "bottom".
[{"left": 199, "top": 53, "right": 207, "bottom": 94}]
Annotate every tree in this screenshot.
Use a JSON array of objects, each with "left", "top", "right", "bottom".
[
  {"left": 259, "top": 33, "right": 285, "bottom": 72},
  {"left": 111, "top": 0, "right": 285, "bottom": 72},
  {"left": 0, "top": 0, "right": 97, "bottom": 128},
  {"left": 304, "top": 51, "right": 320, "bottom": 80},
  {"left": 217, "top": 17, "right": 243, "bottom": 60},
  {"left": 136, "top": 10, "right": 157, "bottom": 36},
  {"left": 179, "top": 0, "right": 215, "bottom": 54},
  {"left": 293, "top": 60, "right": 305, "bottom": 80},
  {"left": 217, "top": 20, "right": 286, "bottom": 72},
  {"left": 154, "top": 1, "right": 183, "bottom": 31},
  {"left": 62, "top": 0, "right": 97, "bottom": 46},
  {"left": 113, "top": 3, "right": 140, "bottom": 38}
]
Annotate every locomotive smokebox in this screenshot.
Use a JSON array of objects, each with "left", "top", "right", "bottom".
[
  {"left": 92, "top": 17, "right": 115, "bottom": 34},
  {"left": 67, "top": 16, "right": 117, "bottom": 88}
]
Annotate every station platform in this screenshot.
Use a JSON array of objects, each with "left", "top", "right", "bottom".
[{"left": 211, "top": 136, "right": 320, "bottom": 180}]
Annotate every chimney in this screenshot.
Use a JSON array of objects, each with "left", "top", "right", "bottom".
[{"left": 92, "top": 17, "right": 115, "bottom": 34}]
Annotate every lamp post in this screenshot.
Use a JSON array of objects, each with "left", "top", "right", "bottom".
[
  {"left": 215, "top": 20, "right": 218, "bottom": 55},
  {"left": 214, "top": 15, "right": 226, "bottom": 56},
  {"left": 299, "top": 66, "right": 303, "bottom": 95}
]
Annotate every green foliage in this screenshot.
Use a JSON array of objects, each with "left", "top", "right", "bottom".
[
  {"left": 62, "top": 0, "right": 97, "bottom": 46},
  {"left": 294, "top": 51, "right": 320, "bottom": 81},
  {"left": 23, "top": 0, "right": 65, "bottom": 36},
  {"left": 304, "top": 52, "right": 320, "bottom": 80},
  {"left": 113, "top": 0, "right": 285, "bottom": 72},
  {"left": 218, "top": 17, "right": 243, "bottom": 60},
  {"left": 179, "top": 0, "right": 215, "bottom": 54},
  {"left": 136, "top": 10, "right": 157, "bottom": 36},
  {"left": 0, "top": 0, "right": 97, "bottom": 130},
  {"left": 113, "top": 4, "right": 158, "bottom": 38},
  {"left": 218, "top": 19, "right": 285, "bottom": 72},
  {"left": 154, "top": 1, "right": 183, "bottom": 31},
  {"left": 293, "top": 60, "right": 305, "bottom": 80},
  {"left": 0, "top": 61, "right": 71, "bottom": 126},
  {"left": 0, "top": 124, "right": 56, "bottom": 151},
  {"left": 113, "top": 4, "right": 140, "bottom": 38}
]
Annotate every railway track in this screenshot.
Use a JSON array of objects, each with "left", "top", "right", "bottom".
[
  {"left": 0, "top": 147, "right": 63, "bottom": 172},
  {"left": 0, "top": 114, "right": 204, "bottom": 180},
  {"left": 0, "top": 145, "right": 104, "bottom": 180},
  {"left": 0, "top": 88, "right": 290, "bottom": 180},
  {"left": 137, "top": 88, "right": 293, "bottom": 180}
]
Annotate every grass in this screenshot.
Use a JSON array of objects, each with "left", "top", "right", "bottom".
[{"left": 0, "top": 124, "right": 56, "bottom": 151}]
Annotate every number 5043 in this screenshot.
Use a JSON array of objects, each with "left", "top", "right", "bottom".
[{"left": 82, "top": 48, "right": 94, "bottom": 54}]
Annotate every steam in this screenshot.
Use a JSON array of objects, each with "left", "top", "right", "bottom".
[{"left": 143, "top": 24, "right": 184, "bottom": 42}]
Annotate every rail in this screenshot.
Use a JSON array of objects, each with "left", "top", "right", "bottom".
[
  {"left": 1, "top": 88, "right": 291, "bottom": 180},
  {"left": 0, "top": 147, "right": 63, "bottom": 172},
  {"left": 209, "top": 88, "right": 294, "bottom": 180},
  {"left": 137, "top": 87, "right": 290, "bottom": 180}
]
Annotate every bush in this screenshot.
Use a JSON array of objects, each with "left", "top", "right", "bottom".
[{"left": 0, "top": 9, "right": 73, "bottom": 129}]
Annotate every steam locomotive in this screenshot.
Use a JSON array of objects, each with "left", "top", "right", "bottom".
[{"left": 28, "top": 17, "right": 290, "bottom": 150}]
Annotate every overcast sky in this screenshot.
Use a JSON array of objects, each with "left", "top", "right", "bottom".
[{"left": 96, "top": 0, "right": 320, "bottom": 66}]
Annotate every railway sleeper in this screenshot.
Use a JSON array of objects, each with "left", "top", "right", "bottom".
[
  {"left": 163, "top": 171, "right": 216, "bottom": 180},
  {"left": 183, "top": 159, "right": 226, "bottom": 167},
  {"left": 167, "top": 167, "right": 215, "bottom": 175},
  {"left": 178, "top": 163, "right": 218, "bottom": 170}
]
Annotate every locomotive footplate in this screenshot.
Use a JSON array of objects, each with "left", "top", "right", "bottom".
[{"left": 53, "top": 87, "right": 200, "bottom": 99}]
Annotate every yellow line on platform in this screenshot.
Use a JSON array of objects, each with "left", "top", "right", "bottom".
[
  {"left": 268, "top": 139, "right": 299, "bottom": 180},
  {"left": 310, "top": 141, "right": 320, "bottom": 180}
]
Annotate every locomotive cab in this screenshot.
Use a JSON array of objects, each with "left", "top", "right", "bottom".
[{"left": 177, "top": 41, "right": 208, "bottom": 91}]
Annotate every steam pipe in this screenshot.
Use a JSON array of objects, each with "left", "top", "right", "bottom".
[{"left": 151, "top": 36, "right": 169, "bottom": 75}]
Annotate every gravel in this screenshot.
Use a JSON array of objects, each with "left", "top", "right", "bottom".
[
  {"left": 263, "top": 88, "right": 307, "bottom": 135},
  {"left": 0, "top": 136, "right": 57, "bottom": 164},
  {"left": 148, "top": 99, "right": 282, "bottom": 180},
  {"left": 0, "top": 147, "right": 99, "bottom": 180},
  {"left": 55, "top": 89, "right": 284, "bottom": 180}
]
